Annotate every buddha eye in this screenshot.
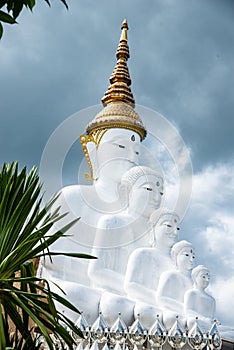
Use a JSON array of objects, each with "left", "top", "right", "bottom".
[
  {"left": 146, "top": 187, "right": 152, "bottom": 191},
  {"left": 118, "top": 145, "right": 125, "bottom": 149},
  {"left": 177, "top": 227, "right": 180, "bottom": 231},
  {"left": 163, "top": 224, "right": 172, "bottom": 228},
  {"left": 135, "top": 151, "right": 139, "bottom": 155}
]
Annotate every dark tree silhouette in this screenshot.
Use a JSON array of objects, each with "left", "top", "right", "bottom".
[{"left": 0, "top": 0, "right": 68, "bottom": 39}]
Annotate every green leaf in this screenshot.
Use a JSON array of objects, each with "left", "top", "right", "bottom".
[
  {"left": 12, "top": 0, "right": 24, "bottom": 19},
  {"left": 0, "top": 22, "right": 3, "bottom": 39},
  {"left": 6, "top": 0, "right": 13, "bottom": 12},
  {"left": 0, "top": 162, "right": 88, "bottom": 349},
  {"left": 0, "top": 0, "right": 7, "bottom": 9},
  {"left": 43, "top": 0, "right": 51, "bottom": 7},
  {"left": 0, "top": 302, "right": 6, "bottom": 349},
  {"left": 25, "top": 0, "right": 35, "bottom": 11},
  {"left": 0, "top": 10, "right": 16, "bottom": 24},
  {"left": 59, "top": 0, "right": 68, "bottom": 10},
  {"left": 44, "top": 252, "right": 97, "bottom": 259}
]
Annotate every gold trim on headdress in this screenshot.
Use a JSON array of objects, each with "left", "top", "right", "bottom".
[
  {"left": 79, "top": 135, "right": 97, "bottom": 181},
  {"left": 86, "top": 101, "right": 146, "bottom": 145}
]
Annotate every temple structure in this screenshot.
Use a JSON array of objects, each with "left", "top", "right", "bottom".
[{"left": 39, "top": 20, "right": 234, "bottom": 349}]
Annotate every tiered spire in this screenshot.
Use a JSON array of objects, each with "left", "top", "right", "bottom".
[
  {"left": 102, "top": 19, "right": 135, "bottom": 107},
  {"left": 84, "top": 19, "right": 147, "bottom": 150}
]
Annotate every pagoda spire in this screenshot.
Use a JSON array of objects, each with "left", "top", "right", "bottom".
[
  {"left": 83, "top": 19, "right": 147, "bottom": 156},
  {"left": 101, "top": 19, "right": 135, "bottom": 107}
]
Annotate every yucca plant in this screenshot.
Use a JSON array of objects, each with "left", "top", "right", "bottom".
[{"left": 0, "top": 162, "right": 94, "bottom": 350}]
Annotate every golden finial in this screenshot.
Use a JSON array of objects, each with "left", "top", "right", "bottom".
[
  {"left": 101, "top": 19, "right": 134, "bottom": 106},
  {"left": 120, "top": 19, "right": 128, "bottom": 41}
]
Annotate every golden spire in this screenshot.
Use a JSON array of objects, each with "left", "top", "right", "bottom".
[
  {"left": 85, "top": 20, "right": 146, "bottom": 143},
  {"left": 81, "top": 20, "right": 147, "bottom": 180},
  {"left": 101, "top": 19, "right": 135, "bottom": 106}
]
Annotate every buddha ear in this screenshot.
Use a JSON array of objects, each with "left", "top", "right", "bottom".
[
  {"left": 86, "top": 141, "right": 98, "bottom": 180},
  {"left": 80, "top": 135, "right": 98, "bottom": 181},
  {"left": 117, "top": 183, "right": 129, "bottom": 209}
]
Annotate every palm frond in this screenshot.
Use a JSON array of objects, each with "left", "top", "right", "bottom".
[{"left": 0, "top": 162, "right": 87, "bottom": 349}]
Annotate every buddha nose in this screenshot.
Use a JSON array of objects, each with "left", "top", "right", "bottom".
[
  {"left": 189, "top": 255, "right": 194, "bottom": 262},
  {"left": 129, "top": 147, "right": 138, "bottom": 163},
  {"left": 172, "top": 226, "right": 177, "bottom": 236},
  {"left": 154, "top": 189, "right": 160, "bottom": 201}
]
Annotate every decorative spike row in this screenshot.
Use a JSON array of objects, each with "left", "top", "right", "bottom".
[
  {"left": 90, "top": 312, "right": 109, "bottom": 344},
  {"left": 73, "top": 312, "right": 90, "bottom": 342},
  {"left": 207, "top": 320, "right": 222, "bottom": 350},
  {"left": 188, "top": 318, "right": 207, "bottom": 350},
  {"left": 109, "top": 313, "right": 128, "bottom": 345},
  {"left": 167, "top": 317, "right": 187, "bottom": 349},
  {"left": 148, "top": 315, "right": 167, "bottom": 348},
  {"left": 128, "top": 314, "right": 148, "bottom": 347},
  {"left": 35, "top": 314, "right": 222, "bottom": 349}
]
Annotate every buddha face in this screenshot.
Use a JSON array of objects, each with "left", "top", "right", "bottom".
[
  {"left": 176, "top": 246, "right": 195, "bottom": 272},
  {"left": 195, "top": 269, "right": 210, "bottom": 290},
  {"left": 128, "top": 174, "right": 163, "bottom": 217},
  {"left": 155, "top": 214, "right": 179, "bottom": 248},
  {"left": 96, "top": 129, "right": 140, "bottom": 182}
]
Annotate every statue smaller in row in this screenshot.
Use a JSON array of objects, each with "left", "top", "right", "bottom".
[
  {"left": 86, "top": 164, "right": 224, "bottom": 336},
  {"left": 42, "top": 160, "right": 233, "bottom": 339}
]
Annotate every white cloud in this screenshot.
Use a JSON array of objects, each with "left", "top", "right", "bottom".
[{"left": 214, "top": 276, "right": 234, "bottom": 327}]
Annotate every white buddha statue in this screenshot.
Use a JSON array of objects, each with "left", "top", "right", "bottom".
[
  {"left": 39, "top": 21, "right": 146, "bottom": 277},
  {"left": 38, "top": 129, "right": 142, "bottom": 326},
  {"left": 88, "top": 165, "right": 163, "bottom": 326},
  {"left": 38, "top": 21, "right": 150, "bottom": 324},
  {"left": 124, "top": 210, "right": 180, "bottom": 328},
  {"left": 184, "top": 265, "right": 215, "bottom": 331},
  {"left": 184, "top": 265, "right": 234, "bottom": 340},
  {"left": 157, "top": 240, "right": 195, "bottom": 329}
]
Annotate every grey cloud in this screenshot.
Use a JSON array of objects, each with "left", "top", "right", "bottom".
[{"left": 1, "top": 0, "right": 234, "bottom": 174}]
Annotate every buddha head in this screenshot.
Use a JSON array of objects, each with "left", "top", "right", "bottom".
[
  {"left": 171, "top": 240, "right": 195, "bottom": 272},
  {"left": 80, "top": 114, "right": 145, "bottom": 182},
  {"left": 149, "top": 209, "right": 180, "bottom": 248},
  {"left": 192, "top": 265, "right": 210, "bottom": 290},
  {"left": 120, "top": 165, "right": 164, "bottom": 218},
  {"left": 95, "top": 128, "right": 141, "bottom": 182}
]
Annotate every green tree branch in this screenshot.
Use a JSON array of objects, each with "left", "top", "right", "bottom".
[{"left": 0, "top": 0, "right": 68, "bottom": 39}]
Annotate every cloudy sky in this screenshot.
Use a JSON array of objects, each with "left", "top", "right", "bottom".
[{"left": 1, "top": 0, "right": 234, "bottom": 328}]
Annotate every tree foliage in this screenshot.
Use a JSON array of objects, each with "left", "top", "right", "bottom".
[
  {"left": 0, "top": 0, "right": 68, "bottom": 39},
  {"left": 0, "top": 162, "right": 95, "bottom": 349}
]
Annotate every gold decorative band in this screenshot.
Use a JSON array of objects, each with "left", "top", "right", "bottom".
[
  {"left": 79, "top": 134, "right": 97, "bottom": 181},
  {"left": 87, "top": 121, "right": 146, "bottom": 145}
]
